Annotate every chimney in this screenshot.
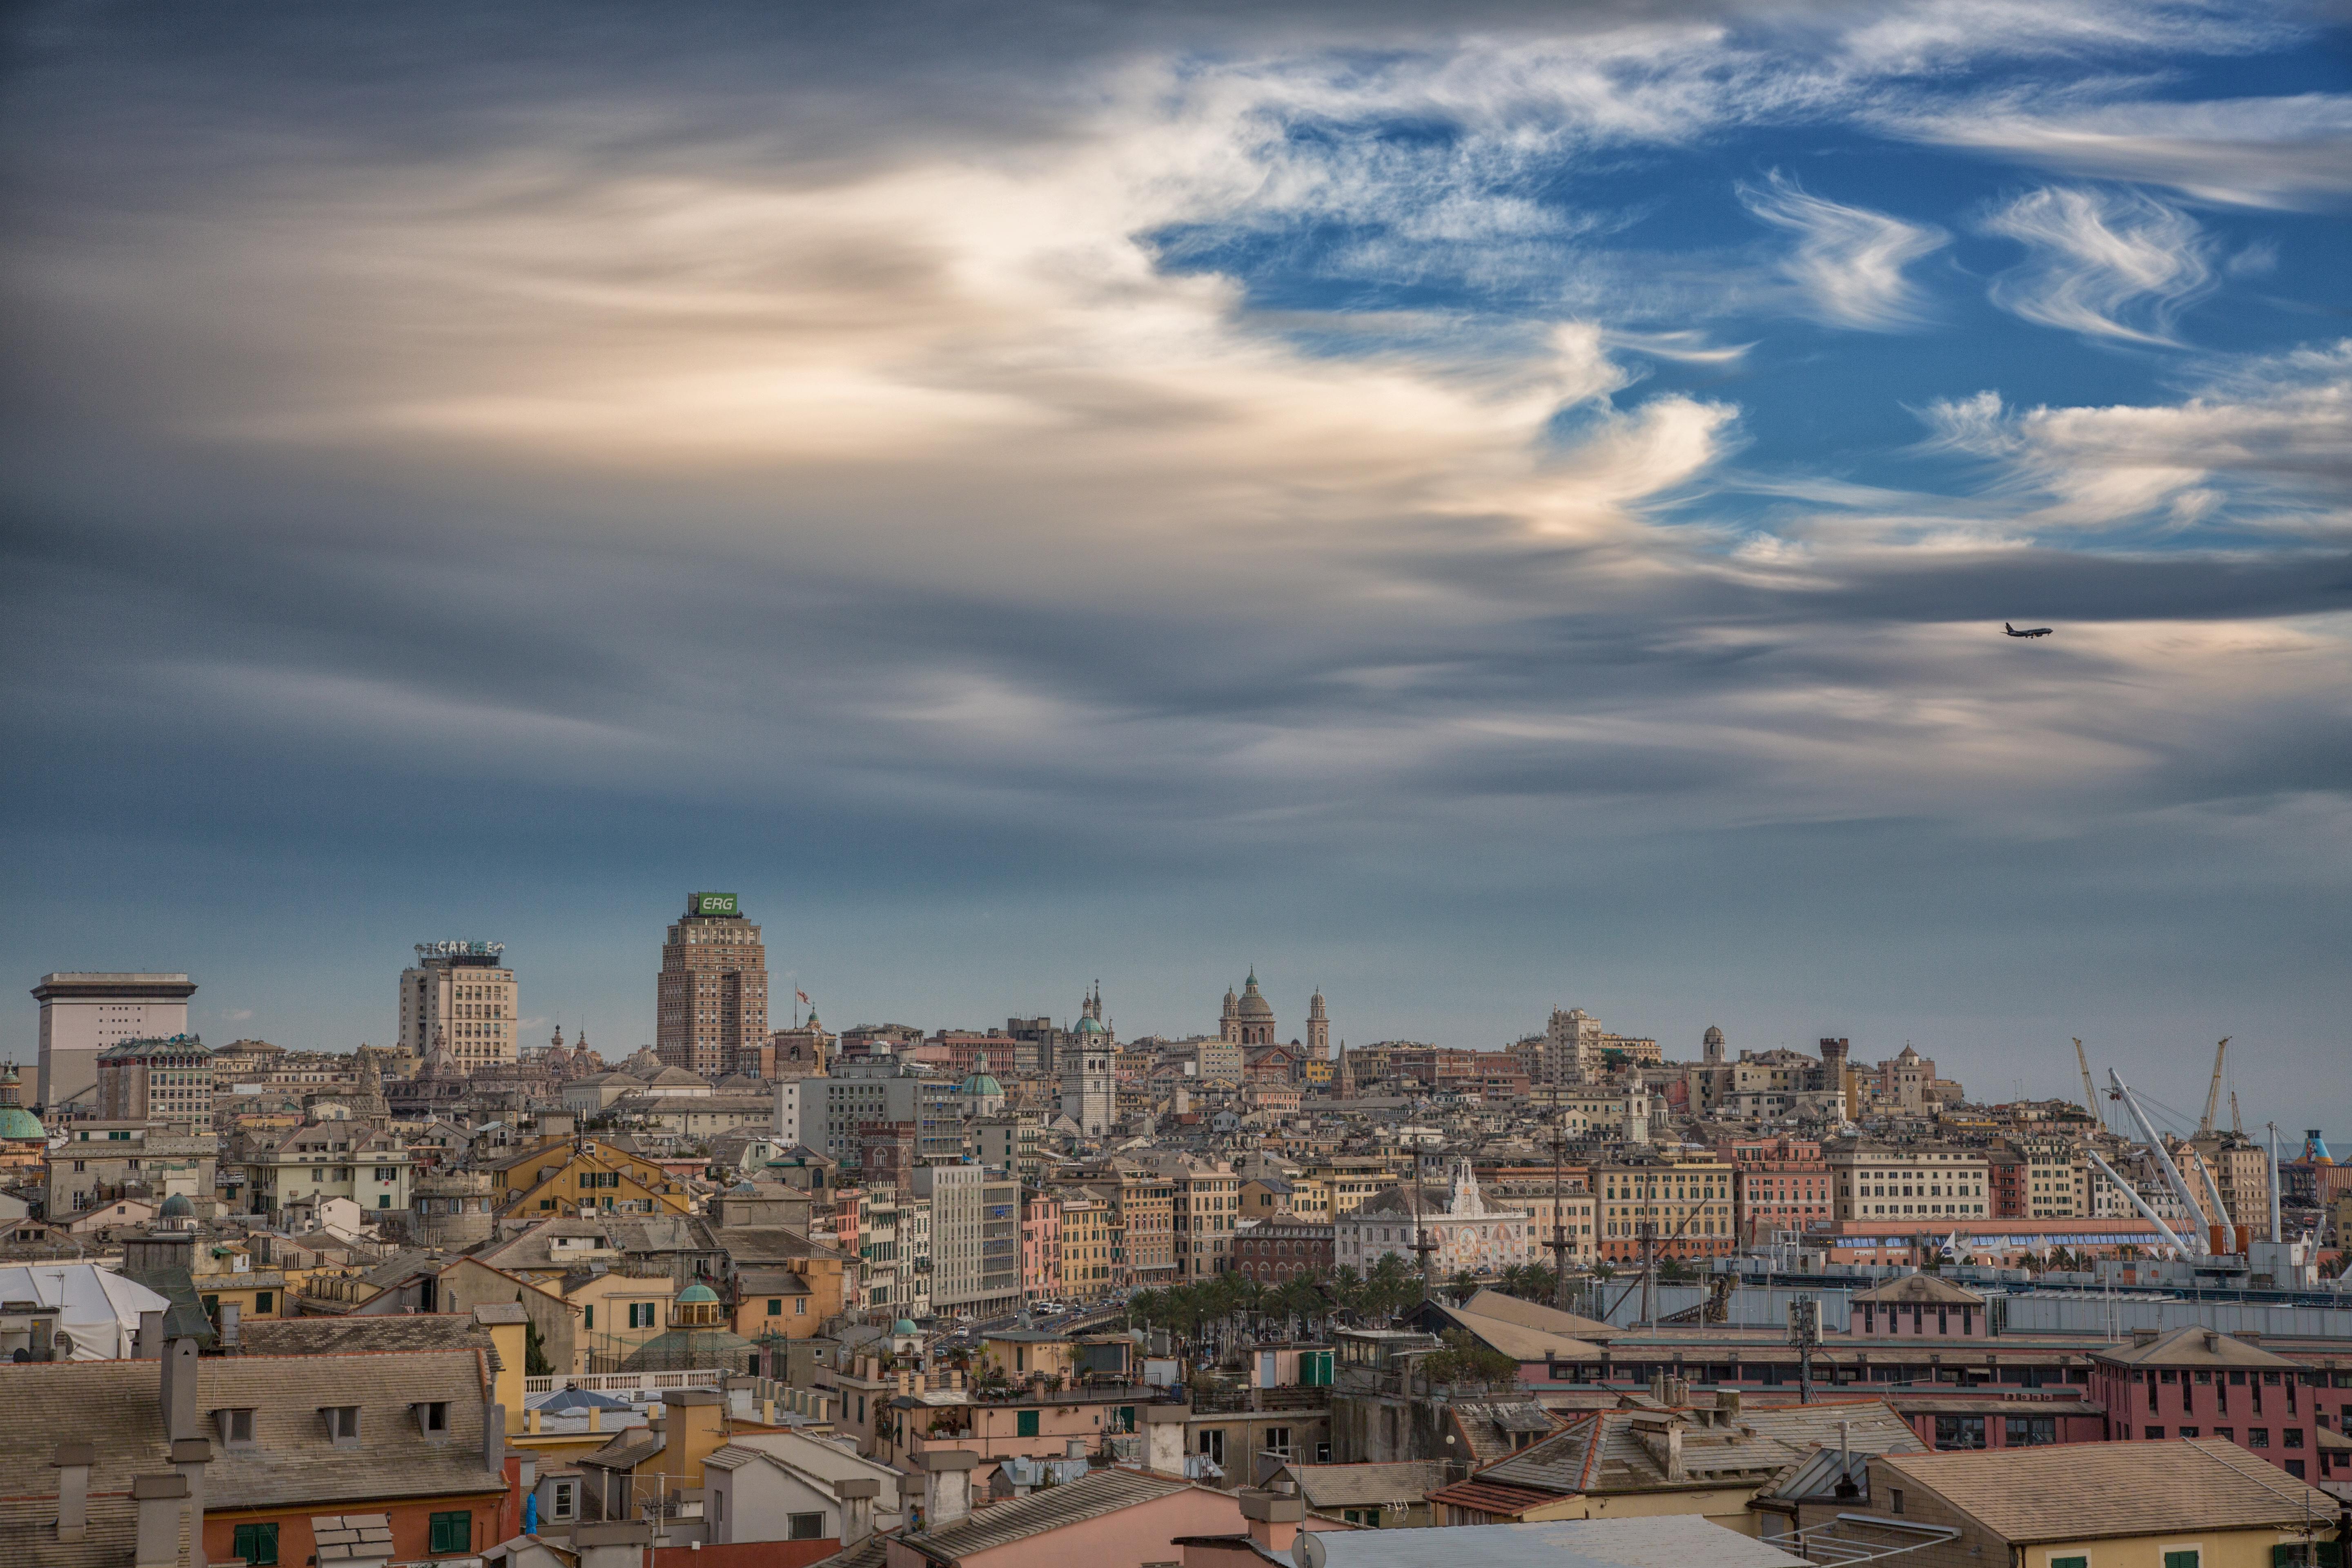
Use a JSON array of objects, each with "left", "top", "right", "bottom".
[
  {"left": 834, "top": 1477, "right": 880, "bottom": 1544},
  {"left": 172, "top": 1440, "right": 212, "bottom": 1568},
  {"left": 1238, "top": 1486, "right": 1305, "bottom": 1553},
  {"left": 920, "top": 1449, "right": 978, "bottom": 1529},
  {"left": 52, "top": 1442, "right": 94, "bottom": 1543},
  {"left": 160, "top": 1337, "right": 201, "bottom": 1443},
  {"left": 484, "top": 1402, "right": 506, "bottom": 1479},
  {"left": 132, "top": 1474, "right": 189, "bottom": 1568},
  {"left": 2132, "top": 1329, "right": 2158, "bottom": 1346},
  {"left": 135, "top": 1311, "right": 165, "bottom": 1361},
  {"left": 2203, "top": 1331, "right": 2220, "bottom": 1352},
  {"left": 1648, "top": 1372, "right": 1666, "bottom": 1402},
  {"left": 216, "top": 1302, "right": 240, "bottom": 1352},
  {"left": 1715, "top": 1388, "right": 1741, "bottom": 1428},
  {"left": 1142, "top": 1404, "right": 1190, "bottom": 1477}
]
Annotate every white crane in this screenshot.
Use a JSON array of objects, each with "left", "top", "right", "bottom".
[
  {"left": 2109, "top": 1069, "right": 2211, "bottom": 1256},
  {"left": 2085, "top": 1148, "right": 2193, "bottom": 1257}
]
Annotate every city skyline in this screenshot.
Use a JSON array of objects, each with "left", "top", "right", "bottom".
[{"left": 4, "top": 2, "right": 2347, "bottom": 1136}]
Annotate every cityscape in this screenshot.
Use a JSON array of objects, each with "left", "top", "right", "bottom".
[
  {"left": 5, "top": 1, "right": 2350, "bottom": 1566},
  {"left": 2, "top": 889, "right": 2348, "bottom": 1567}
]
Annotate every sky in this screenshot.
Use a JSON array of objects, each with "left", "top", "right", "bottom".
[{"left": 2, "top": 1, "right": 2348, "bottom": 1137}]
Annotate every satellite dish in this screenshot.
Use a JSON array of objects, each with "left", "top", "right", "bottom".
[
  {"left": 1292, "top": 1530, "right": 1326, "bottom": 1568},
  {"left": 51, "top": 1332, "right": 74, "bottom": 1359}
]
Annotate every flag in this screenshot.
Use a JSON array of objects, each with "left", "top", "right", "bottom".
[{"left": 796, "top": 988, "right": 810, "bottom": 1005}]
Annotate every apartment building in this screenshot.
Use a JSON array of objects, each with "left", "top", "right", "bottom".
[
  {"left": 916, "top": 1163, "right": 1021, "bottom": 1315},
  {"left": 1592, "top": 1152, "right": 1735, "bottom": 1264},
  {"left": 1718, "top": 1134, "right": 1831, "bottom": 1244},
  {"left": 47, "top": 1121, "right": 219, "bottom": 1216},
  {"left": 1160, "top": 1154, "right": 1241, "bottom": 1281},
  {"left": 1056, "top": 1188, "right": 1122, "bottom": 1300},
  {"left": 94, "top": 1035, "right": 216, "bottom": 1130},
  {"left": 1826, "top": 1140, "right": 1991, "bottom": 1225}
]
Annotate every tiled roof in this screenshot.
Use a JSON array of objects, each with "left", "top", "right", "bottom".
[
  {"left": 1456, "top": 1289, "right": 1619, "bottom": 1342},
  {"left": 238, "top": 1312, "right": 501, "bottom": 1366},
  {"left": 1850, "top": 1272, "right": 1986, "bottom": 1306},
  {"left": 2091, "top": 1325, "right": 2300, "bottom": 1369},
  {"left": 1481, "top": 1401, "right": 1922, "bottom": 1497},
  {"left": 0, "top": 1350, "right": 506, "bottom": 1568},
  {"left": 893, "top": 1466, "right": 1192, "bottom": 1562},
  {"left": 1874, "top": 1437, "right": 2337, "bottom": 1541}
]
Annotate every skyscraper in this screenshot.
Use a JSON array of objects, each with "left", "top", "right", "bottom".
[
  {"left": 656, "top": 892, "right": 769, "bottom": 1077},
  {"left": 399, "top": 941, "right": 517, "bottom": 1069},
  {"left": 32, "top": 972, "right": 196, "bottom": 1110}
]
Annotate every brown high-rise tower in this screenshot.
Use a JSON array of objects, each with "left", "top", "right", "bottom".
[{"left": 656, "top": 892, "right": 769, "bottom": 1077}]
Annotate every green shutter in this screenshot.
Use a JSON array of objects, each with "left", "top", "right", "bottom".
[
  {"left": 430, "top": 1512, "right": 471, "bottom": 1554},
  {"left": 2165, "top": 1552, "right": 2200, "bottom": 1568},
  {"left": 234, "top": 1524, "right": 280, "bottom": 1566},
  {"left": 1017, "top": 1410, "right": 1040, "bottom": 1437},
  {"left": 2052, "top": 1559, "right": 2087, "bottom": 1568}
]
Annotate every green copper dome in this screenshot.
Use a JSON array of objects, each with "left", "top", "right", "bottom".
[
  {"left": 677, "top": 1282, "right": 721, "bottom": 1305},
  {"left": 0, "top": 1105, "right": 43, "bottom": 1141}
]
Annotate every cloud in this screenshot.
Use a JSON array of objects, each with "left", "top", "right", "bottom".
[
  {"left": 224, "top": 1009, "right": 254, "bottom": 1022},
  {"left": 1899, "top": 93, "right": 2352, "bottom": 211},
  {"left": 1919, "top": 341, "right": 2352, "bottom": 529},
  {"left": 1737, "top": 170, "right": 1947, "bottom": 330},
  {"left": 1981, "top": 186, "right": 2215, "bottom": 344}
]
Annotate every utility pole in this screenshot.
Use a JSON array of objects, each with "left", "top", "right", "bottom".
[{"left": 1789, "top": 1293, "right": 1822, "bottom": 1405}]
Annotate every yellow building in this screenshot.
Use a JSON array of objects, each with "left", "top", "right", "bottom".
[
  {"left": 1056, "top": 1189, "right": 1123, "bottom": 1300},
  {"left": 488, "top": 1136, "right": 691, "bottom": 1218}
]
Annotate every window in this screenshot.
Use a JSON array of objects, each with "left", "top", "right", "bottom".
[
  {"left": 788, "top": 1513, "right": 826, "bottom": 1541},
  {"left": 2251, "top": 1428, "right": 2270, "bottom": 1448},
  {"left": 215, "top": 1408, "right": 256, "bottom": 1447},
  {"left": 2179, "top": 1426, "right": 2198, "bottom": 1438},
  {"left": 232, "top": 1523, "right": 279, "bottom": 1565},
  {"left": 2163, "top": 1553, "right": 2199, "bottom": 1568},
  {"left": 767, "top": 1298, "right": 783, "bottom": 1316},
  {"left": 1265, "top": 1426, "right": 1292, "bottom": 1457},
  {"left": 322, "top": 1405, "right": 360, "bottom": 1444},
  {"left": 2006, "top": 1417, "right": 2056, "bottom": 1447},
  {"left": 2145, "top": 1426, "right": 2165, "bottom": 1440},
  {"left": 2285, "top": 1459, "right": 2305, "bottom": 1478},
  {"left": 583, "top": 1305, "right": 594, "bottom": 1330},
  {"left": 1890, "top": 1488, "right": 1904, "bottom": 1515},
  {"left": 417, "top": 1401, "right": 449, "bottom": 1437},
  {"left": 549, "top": 1481, "right": 577, "bottom": 1521},
  {"left": 429, "top": 1511, "right": 472, "bottom": 1554},
  {"left": 2285, "top": 1427, "right": 2304, "bottom": 1448},
  {"left": 1934, "top": 1415, "right": 1987, "bottom": 1450},
  {"left": 796, "top": 1298, "right": 807, "bottom": 1315},
  {"left": 2051, "top": 1559, "right": 2086, "bottom": 1568},
  {"left": 1016, "top": 1410, "right": 1040, "bottom": 1438}
]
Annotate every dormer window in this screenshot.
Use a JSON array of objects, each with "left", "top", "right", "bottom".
[
  {"left": 321, "top": 1405, "right": 361, "bottom": 1445},
  {"left": 415, "top": 1401, "right": 450, "bottom": 1439},
  {"left": 215, "top": 1408, "right": 256, "bottom": 1447}
]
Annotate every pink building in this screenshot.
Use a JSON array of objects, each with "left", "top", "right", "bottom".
[
  {"left": 1022, "top": 1188, "right": 1062, "bottom": 1302},
  {"left": 2092, "top": 1326, "right": 2322, "bottom": 1482},
  {"left": 1849, "top": 1272, "right": 1988, "bottom": 1339},
  {"left": 1718, "top": 1134, "right": 1828, "bottom": 1244}
]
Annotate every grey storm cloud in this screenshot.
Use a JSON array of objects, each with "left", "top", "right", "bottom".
[{"left": 2, "top": 0, "right": 2348, "bottom": 1130}]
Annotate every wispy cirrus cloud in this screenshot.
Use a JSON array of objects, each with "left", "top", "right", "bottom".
[
  {"left": 1981, "top": 186, "right": 2215, "bottom": 345},
  {"left": 1900, "top": 92, "right": 2352, "bottom": 210},
  {"left": 1738, "top": 170, "right": 1947, "bottom": 330}
]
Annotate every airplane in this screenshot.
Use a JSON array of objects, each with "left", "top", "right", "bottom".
[{"left": 2005, "top": 622, "right": 2053, "bottom": 638}]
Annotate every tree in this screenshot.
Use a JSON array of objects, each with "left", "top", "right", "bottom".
[
  {"left": 1421, "top": 1329, "right": 1517, "bottom": 1389},
  {"left": 520, "top": 1307, "right": 553, "bottom": 1377}
]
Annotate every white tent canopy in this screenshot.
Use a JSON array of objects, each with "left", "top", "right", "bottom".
[{"left": 0, "top": 1263, "right": 172, "bottom": 1359}]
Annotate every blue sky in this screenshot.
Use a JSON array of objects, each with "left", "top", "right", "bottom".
[{"left": 2, "top": 0, "right": 2347, "bottom": 1134}]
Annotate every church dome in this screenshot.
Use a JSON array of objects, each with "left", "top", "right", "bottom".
[
  {"left": 1074, "top": 1015, "right": 1107, "bottom": 1036},
  {"left": 677, "top": 1282, "right": 721, "bottom": 1305},
  {"left": 959, "top": 1074, "right": 1004, "bottom": 1097},
  {"left": 159, "top": 1193, "right": 195, "bottom": 1218},
  {"left": 1236, "top": 971, "right": 1275, "bottom": 1020},
  {"left": 893, "top": 1318, "right": 920, "bottom": 1336},
  {"left": 0, "top": 1105, "right": 42, "bottom": 1141}
]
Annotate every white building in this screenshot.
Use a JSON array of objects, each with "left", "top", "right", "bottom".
[
  {"left": 704, "top": 1429, "right": 904, "bottom": 1548},
  {"left": 399, "top": 940, "right": 517, "bottom": 1069},
  {"left": 1334, "top": 1159, "right": 1535, "bottom": 1278},
  {"left": 32, "top": 972, "right": 196, "bottom": 1110}
]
